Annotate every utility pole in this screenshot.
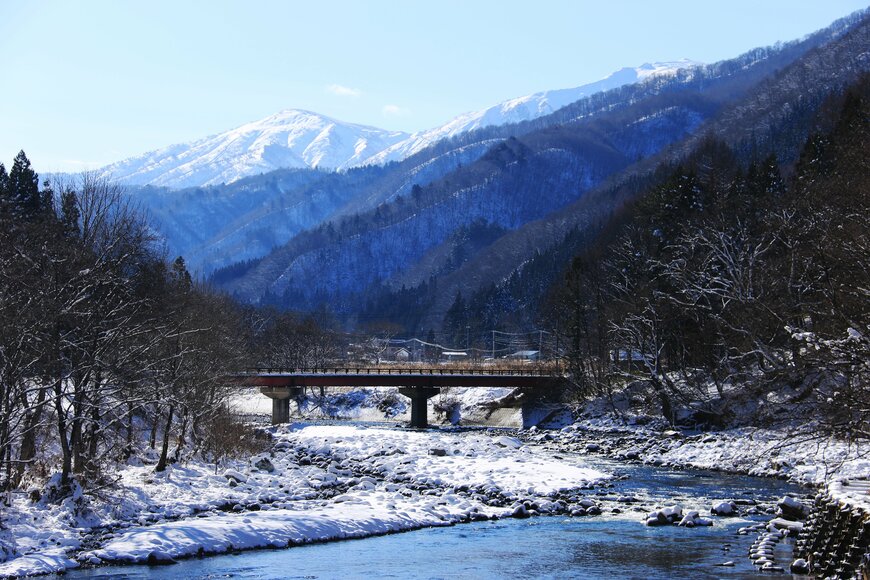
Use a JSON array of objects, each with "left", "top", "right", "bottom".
[
  {"left": 539, "top": 330, "right": 543, "bottom": 360},
  {"left": 555, "top": 331, "right": 559, "bottom": 362},
  {"left": 492, "top": 330, "right": 495, "bottom": 360}
]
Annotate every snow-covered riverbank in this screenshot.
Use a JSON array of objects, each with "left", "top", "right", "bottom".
[
  {"left": 0, "top": 424, "right": 610, "bottom": 578},
  {"left": 2, "top": 409, "right": 867, "bottom": 578},
  {"left": 531, "top": 415, "right": 870, "bottom": 485}
]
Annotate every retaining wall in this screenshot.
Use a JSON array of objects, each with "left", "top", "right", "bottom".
[{"left": 794, "top": 480, "right": 870, "bottom": 578}]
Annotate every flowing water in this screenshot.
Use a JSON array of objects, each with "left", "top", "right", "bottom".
[{"left": 60, "top": 450, "right": 807, "bottom": 579}]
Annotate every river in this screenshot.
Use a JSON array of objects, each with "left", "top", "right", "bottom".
[{"left": 59, "top": 446, "right": 806, "bottom": 579}]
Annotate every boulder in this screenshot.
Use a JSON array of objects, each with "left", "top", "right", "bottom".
[
  {"left": 646, "top": 506, "right": 682, "bottom": 526},
  {"left": 223, "top": 469, "right": 247, "bottom": 484},
  {"left": 769, "top": 517, "right": 804, "bottom": 533},
  {"left": 494, "top": 436, "right": 523, "bottom": 449},
  {"left": 146, "top": 551, "right": 177, "bottom": 566},
  {"left": 790, "top": 558, "right": 810, "bottom": 574},
  {"left": 511, "top": 504, "right": 530, "bottom": 518},
  {"left": 711, "top": 500, "right": 736, "bottom": 516},
  {"left": 777, "top": 496, "right": 809, "bottom": 521},
  {"left": 253, "top": 456, "right": 275, "bottom": 473}
]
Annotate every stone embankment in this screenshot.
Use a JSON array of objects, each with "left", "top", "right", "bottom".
[{"left": 793, "top": 480, "right": 870, "bottom": 578}]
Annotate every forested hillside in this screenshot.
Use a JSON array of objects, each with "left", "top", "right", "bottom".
[
  {"left": 136, "top": 136, "right": 500, "bottom": 275},
  {"left": 552, "top": 77, "right": 869, "bottom": 433},
  {"left": 213, "top": 10, "right": 869, "bottom": 337},
  {"left": 0, "top": 157, "right": 339, "bottom": 497},
  {"left": 440, "top": 13, "right": 870, "bottom": 338}
]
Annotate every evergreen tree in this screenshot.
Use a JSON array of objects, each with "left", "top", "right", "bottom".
[
  {"left": 171, "top": 256, "right": 193, "bottom": 295},
  {"left": 59, "top": 189, "right": 81, "bottom": 238},
  {"left": 425, "top": 328, "right": 437, "bottom": 362},
  {"left": 8, "top": 150, "right": 40, "bottom": 218},
  {"left": 0, "top": 162, "right": 9, "bottom": 217},
  {"left": 749, "top": 153, "right": 784, "bottom": 197},
  {"left": 0, "top": 163, "right": 8, "bottom": 198},
  {"left": 443, "top": 291, "right": 467, "bottom": 348}
]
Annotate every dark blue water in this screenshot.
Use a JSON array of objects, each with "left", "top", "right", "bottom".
[{"left": 61, "top": 455, "right": 807, "bottom": 579}]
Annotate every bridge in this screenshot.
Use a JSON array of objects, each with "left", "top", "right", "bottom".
[{"left": 233, "top": 367, "right": 565, "bottom": 427}]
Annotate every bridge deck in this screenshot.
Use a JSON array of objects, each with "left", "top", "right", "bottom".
[{"left": 234, "top": 367, "right": 564, "bottom": 389}]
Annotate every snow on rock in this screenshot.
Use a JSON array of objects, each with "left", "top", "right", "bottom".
[
  {"left": 791, "top": 558, "right": 810, "bottom": 574},
  {"left": 494, "top": 436, "right": 523, "bottom": 449},
  {"left": 0, "top": 528, "right": 16, "bottom": 564},
  {"left": 749, "top": 528, "right": 788, "bottom": 571},
  {"left": 677, "top": 510, "right": 714, "bottom": 527},
  {"left": 645, "top": 505, "right": 683, "bottom": 526},
  {"left": 711, "top": 500, "right": 737, "bottom": 516},
  {"left": 777, "top": 495, "right": 810, "bottom": 520},
  {"left": 769, "top": 517, "right": 804, "bottom": 533},
  {"left": 0, "top": 549, "right": 79, "bottom": 577},
  {"left": 0, "top": 424, "right": 611, "bottom": 577},
  {"left": 555, "top": 416, "right": 870, "bottom": 485},
  {"left": 84, "top": 497, "right": 473, "bottom": 564},
  {"left": 287, "top": 425, "right": 608, "bottom": 495},
  {"left": 222, "top": 469, "right": 248, "bottom": 484},
  {"left": 252, "top": 455, "right": 275, "bottom": 473},
  {"left": 827, "top": 478, "right": 870, "bottom": 512}
]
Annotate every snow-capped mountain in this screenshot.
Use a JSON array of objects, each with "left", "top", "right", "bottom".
[
  {"left": 359, "top": 60, "right": 701, "bottom": 165},
  {"left": 98, "top": 60, "right": 699, "bottom": 189},
  {"left": 97, "top": 110, "right": 410, "bottom": 188}
]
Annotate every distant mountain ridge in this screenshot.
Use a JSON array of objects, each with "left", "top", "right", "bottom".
[
  {"left": 96, "top": 61, "right": 700, "bottom": 189},
  {"left": 363, "top": 60, "right": 701, "bottom": 165},
  {"left": 211, "top": 9, "right": 870, "bottom": 333},
  {"left": 97, "top": 110, "right": 410, "bottom": 188}
]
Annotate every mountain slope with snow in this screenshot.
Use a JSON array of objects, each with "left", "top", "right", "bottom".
[
  {"left": 360, "top": 60, "right": 701, "bottom": 165},
  {"left": 98, "top": 61, "right": 699, "bottom": 189},
  {"left": 217, "top": 9, "right": 870, "bottom": 323},
  {"left": 97, "top": 110, "right": 410, "bottom": 188}
]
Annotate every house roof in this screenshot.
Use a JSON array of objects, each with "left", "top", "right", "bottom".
[{"left": 511, "top": 350, "right": 539, "bottom": 357}]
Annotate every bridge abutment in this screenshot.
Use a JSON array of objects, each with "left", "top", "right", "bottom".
[
  {"left": 398, "top": 387, "right": 440, "bottom": 428},
  {"left": 260, "top": 386, "right": 302, "bottom": 424}
]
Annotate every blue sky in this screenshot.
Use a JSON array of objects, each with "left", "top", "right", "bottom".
[{"left": 2, "top": 0, "right": 867, "bottom": 173}]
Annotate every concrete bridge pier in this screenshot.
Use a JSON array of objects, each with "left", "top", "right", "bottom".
[
  {"left": 398, "top": 387, "right": 440, "bottom": 428},
  {"left": 260, "top": 386, "right": 303, "bottom": 424}
]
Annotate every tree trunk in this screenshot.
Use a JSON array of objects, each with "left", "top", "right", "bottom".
[
  {"left": 124, "top": 400, "right": 134, "bottom": 458},
  {"left": 85, "top": 401, "right": 100, "bottom": 478},
  {"left": 13, "top": 385, "right": 47, "bottom": 487},
  {"left": 650, "top": 370, "right": 675, "bottom": 426},
  {"left": 149, "top": 403, "right": 159, "bottom": 449},
  {"left": 71, "top": 375, "right": 89, "bottom": 475},
  {"left": 172, "top": 409, "right": 189, "bottom": 463},
  {"left": 53, "top": 378, "right": 73, "bottom": 494},
  {"left": 155, "top": 405, "right": 174, "bottom": 472}
]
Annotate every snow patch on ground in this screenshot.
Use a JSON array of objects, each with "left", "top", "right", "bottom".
[
  {"left": 290, "top": 425, "right": 606, "bottom": 494},
  {"left": 551, "top": 415, "right": 870, "bottom": 485},
  {"left": 0, "top": 424, "right": 610, "bottom": 577}
]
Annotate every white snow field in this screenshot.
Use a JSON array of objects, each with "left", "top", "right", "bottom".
[
  {"left": 0, "top": 424, "right": 609, "bottom": 576},
  {"left": 553, "top": 416, "right": 870, "bottom": 485}
]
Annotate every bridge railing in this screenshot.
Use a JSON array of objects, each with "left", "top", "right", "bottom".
[{"left": 240, "top": 367, "right": 564, "bottom": 377}]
